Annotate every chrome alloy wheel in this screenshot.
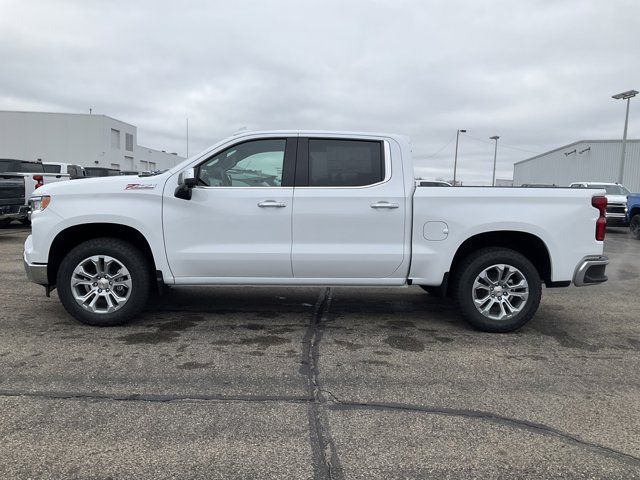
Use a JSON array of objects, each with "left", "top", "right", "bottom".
[
  {"left": 472, "top": 264, "right": 529, "bottom": 321},
  {"left": 70, "top": 255, "right": 132, "bottom": 314}
]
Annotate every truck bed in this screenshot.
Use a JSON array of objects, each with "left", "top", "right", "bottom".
[{"left": 410, "top": 186, "right": 603, "bottom": 285}]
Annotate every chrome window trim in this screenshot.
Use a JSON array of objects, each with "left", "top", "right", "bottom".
[{"left": 194, "top": 138, "right": 392, "bottom": 190}]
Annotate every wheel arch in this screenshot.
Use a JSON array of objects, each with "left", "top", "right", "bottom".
[
  {"left": 47, "top": 223, "right": 157, "bottom": 286},
  {"left": 448, "top": 230, "right": 553, "bottom": 290}
]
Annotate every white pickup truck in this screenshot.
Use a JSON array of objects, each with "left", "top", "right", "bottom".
[
  {"left": 24, "top": 131, "right": 609, "bottom": 332},
  {"left": 0, "top": 159, "right": 71, "bottom": 223}
]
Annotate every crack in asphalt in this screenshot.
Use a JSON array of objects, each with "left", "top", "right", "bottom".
[
  {"left": 0, "top": 389, "right": 312, "bottom": 404},
  {"left": 329, "top": 400, "right": 640, "bottom": 467},
  {"left": 300, "top": 287, "right": 344, "bottom": 480},
  {"left": 0, "top": 386, "right": 638, "bottom": 467}
]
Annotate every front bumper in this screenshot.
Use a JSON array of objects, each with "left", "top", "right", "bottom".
[
  {"left": 573, "top": 255, "right": 608, "bottom": 286},
  {"left": 23, "top": 251, "right": 48, "bottom": 286},
  {"left": 0, "top": 204, "right": 29, "bottom": 220},
  {"left": 606, "top": 214, "right": 629, "bottom": 227}
]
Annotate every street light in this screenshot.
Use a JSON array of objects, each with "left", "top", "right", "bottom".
[
  {"left": 612, "top": 89, "right": 638, "bottom": 184},
  {"left": 453, "top": 129, "right": 467, "bottom": 185},
  {"left": 490, "top": 135, "right": 500, "bottom": 186}
]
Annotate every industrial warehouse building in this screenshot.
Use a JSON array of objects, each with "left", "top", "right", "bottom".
[
  {"left": 0, "top": 110, "right": 184, "bottom": 172},
  {"left": 513, "top": 139, "right": 640, "bottom": 192}
]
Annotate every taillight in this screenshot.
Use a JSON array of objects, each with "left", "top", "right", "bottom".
[
  {"left": 592, "top": 195, "right": 607, "bottom": 241},
  {"left": 33, "top": 174, "right": 44, "bottom": 189}
]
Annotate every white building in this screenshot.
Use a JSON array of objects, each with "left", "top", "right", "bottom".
[
  {"left": 513, "top": 139, "right": 640, "bottom": 192},
  {"left": 0, "top": 110, "right": 184, "bottom": 172}
]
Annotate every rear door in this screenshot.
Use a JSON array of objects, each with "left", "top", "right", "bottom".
[{"left": 291, "top": 136, "right": 406, "bottom": 279}]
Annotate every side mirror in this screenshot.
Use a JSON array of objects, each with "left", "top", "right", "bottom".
[{"left": 175, "top": 167, "right": 197, "bottom": 200}]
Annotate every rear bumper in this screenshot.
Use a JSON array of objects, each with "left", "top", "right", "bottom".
[{"left": 573, "top": 255, "right": 608, "bottom": 286}]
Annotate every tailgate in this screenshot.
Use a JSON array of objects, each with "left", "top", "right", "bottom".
[{"left": 0, "top": 175, "right": 25, "bottom": 206}]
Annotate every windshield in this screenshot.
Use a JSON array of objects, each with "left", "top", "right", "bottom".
[
  {"left": 0, "top": 160, "right": 44, "bottom": 173},
  {"left": 589, "top": 184, "right": 630, "bottom": 195}
]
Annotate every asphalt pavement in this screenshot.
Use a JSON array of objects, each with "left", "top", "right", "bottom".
[{"left": 0, "top": 226, "right": 639, "bottom": 479}]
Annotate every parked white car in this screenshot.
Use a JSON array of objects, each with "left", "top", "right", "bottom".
[
  {"left": 25, "top": 131, "right": 609, "bottom": 332},
  {"left": 569, "top": 182, "right": 630, "bottom": 227},
  {"left": 43, "top": 162, "right": 86, "bottom": 179}
]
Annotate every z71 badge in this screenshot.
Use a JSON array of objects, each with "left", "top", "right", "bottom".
[{"left": 125, "top": 184, "right": 156, "bottom": 190}]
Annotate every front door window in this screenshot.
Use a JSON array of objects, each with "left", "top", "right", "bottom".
[{"left": 198, "top": 139, "right": 286, "bottom": 187}]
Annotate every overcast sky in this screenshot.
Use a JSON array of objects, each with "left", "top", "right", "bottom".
[{"left": 1, "top": 0, "right": 638, "bottom": 183}]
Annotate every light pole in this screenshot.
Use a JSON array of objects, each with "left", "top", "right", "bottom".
[
  {"left": 453, "top": 129, "right": 466, "bottom": 185},
  {"left": 612, "top": 90, "right": 638, "bottom": 184},
  {"left": 490, "top": 135, "right": 500, "bottom": 186}
]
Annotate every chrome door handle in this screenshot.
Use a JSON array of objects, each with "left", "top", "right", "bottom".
[
  {"left": 258, "top": 200, "right": 286, "bottom": 208},
  {"left": 371, "top": 201, "right": 399, "bottom": 209}
]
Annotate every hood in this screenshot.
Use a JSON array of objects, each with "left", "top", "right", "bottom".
[
  {"left": 33, "top": 174, "right": 168, "bottom": 197},
  {"left": 606, "top": 194, "right": 628, "bottom": 205}
]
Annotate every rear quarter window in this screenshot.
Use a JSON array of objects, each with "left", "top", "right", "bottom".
[{"left": 20, "top": 162, "right": 44, "bottom": 173}]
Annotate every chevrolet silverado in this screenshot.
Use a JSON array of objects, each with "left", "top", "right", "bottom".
[{"left": 24, "top": 131, "right": 609, "bottom": 332}]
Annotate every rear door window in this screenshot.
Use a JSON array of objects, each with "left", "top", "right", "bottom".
[
  {"left": 43, "top": 164, "right": 61, "bottom": 173},
  {"left": 307, "top": 139, "right": 384, "bottom": 187}
]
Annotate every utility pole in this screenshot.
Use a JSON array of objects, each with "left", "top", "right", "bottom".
[
  {"left": 453, "top": 129, "right": 466, "bottom": 186},
  {"left": 612, "top": 90, "right": 638, "bottom": 184},
  {"left": 490, "top": 135, "right": 500, "bottom": 186},
  {"left": 186, "top": 117, "right": 189, "bottom": 158}
]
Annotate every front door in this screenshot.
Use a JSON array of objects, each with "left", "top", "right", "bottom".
[
  {"left": 163, "top": 137, "right": 296, "bottom": 281},
  {"left": 291, "top": 137, "right": 406, "bottom": 279}
]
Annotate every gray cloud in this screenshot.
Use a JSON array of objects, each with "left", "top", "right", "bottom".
[{"left": 1, "top": 0, "right": 638, "bottom": 183}]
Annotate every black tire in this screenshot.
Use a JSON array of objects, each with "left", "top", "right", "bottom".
[
  {"left": 19, "top": 218, "right": 31, "bottom": 226},
  {"left": 0, "top": 218, "right": 12, "bottom": 227},
  {"left": 56, "top": 238, "right": 151, "bottom": 326},
  {"left": 419, "top": 284, "right": 447, "bottom": 297},
  {"left": 631, "top": 214, "right": 640, "bottom": 240},
  {"left": 453, "top": 247, "right": 542, "bottom": 333}
]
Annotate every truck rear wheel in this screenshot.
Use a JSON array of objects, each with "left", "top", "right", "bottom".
[
  {"left": 56, "top": 238, "right": 151, "bottom": 326},
  {"left": 631, "top": 214, "right": 640, "bottom": 240},
  {"left": 453, "top": 248, "right": 541, "bottom": 333}
]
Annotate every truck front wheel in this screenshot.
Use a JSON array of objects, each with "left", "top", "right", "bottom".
[
  {"left": 56, "top": 238, "right": 151, "bottom": 326},
  {"left": 453, "top": 248, "right": 542, "bottom": 333},
  {"left": 630, "top": 214, "right": 640, "bottom": 240}
]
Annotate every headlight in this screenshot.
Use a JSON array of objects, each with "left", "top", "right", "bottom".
[{"left": 29, "top": 195, "right": 51, "bottom": 212}]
